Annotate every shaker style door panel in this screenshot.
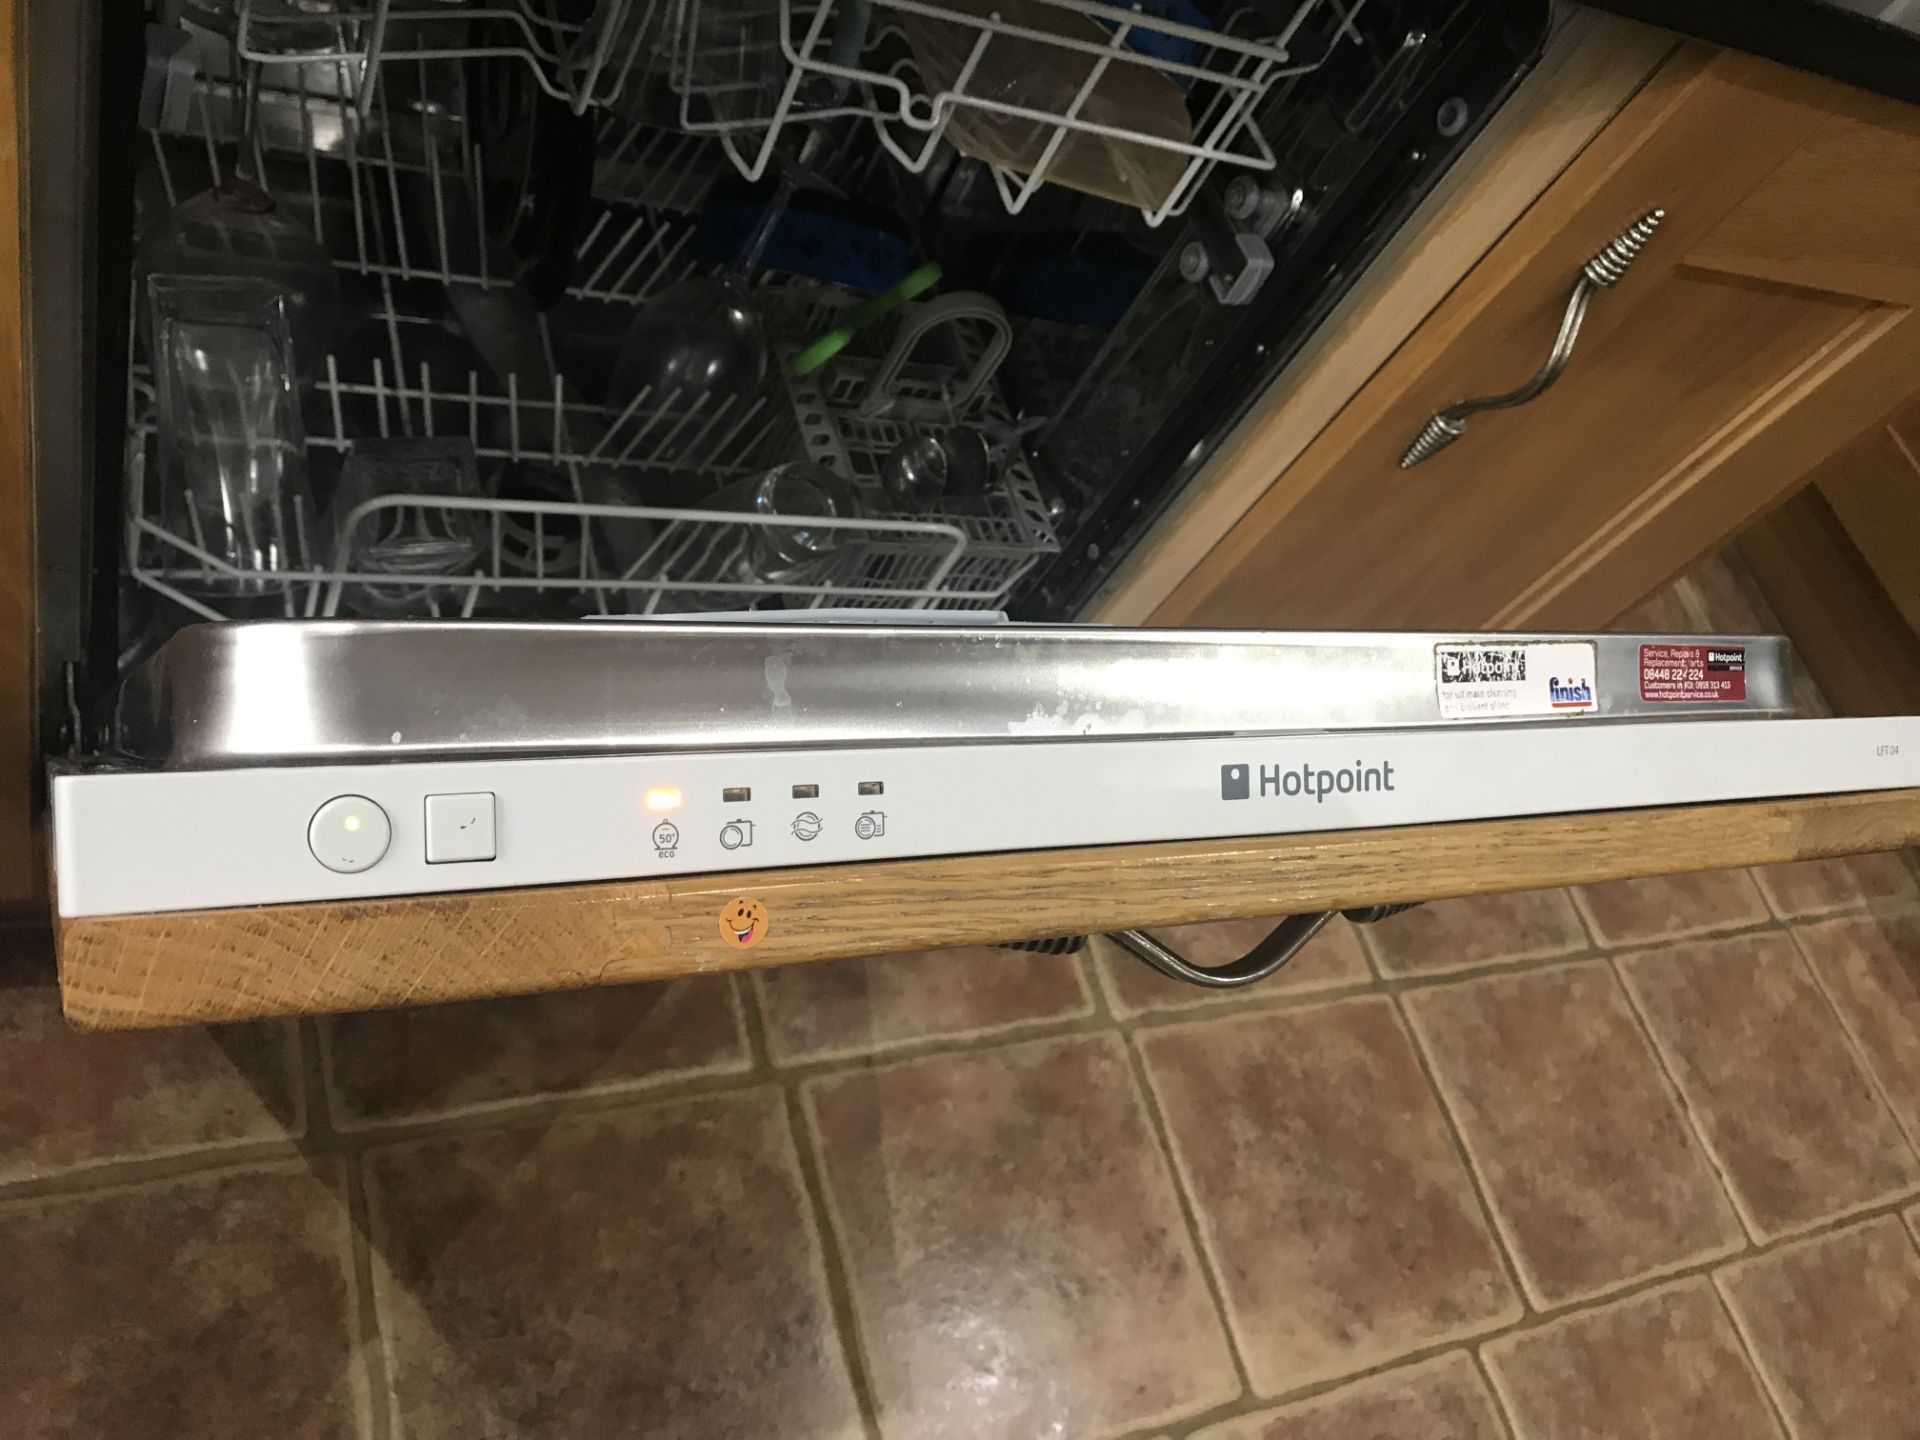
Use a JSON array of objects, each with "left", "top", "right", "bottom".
[{"left": 1154, "top": 47, "right": 1920, "bottom": 632}]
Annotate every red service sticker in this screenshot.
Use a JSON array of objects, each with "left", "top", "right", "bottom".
[{"left": 1640, "top": 644, "right": 1747, "bottom": 703}]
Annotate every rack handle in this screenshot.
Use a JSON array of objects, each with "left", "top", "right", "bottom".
[
  {"left": 1399, "top": 209, "right": 1665, "bottom": 469},
  {"left": 859, "top": 291, "right": 1013, "bottom": 421}
]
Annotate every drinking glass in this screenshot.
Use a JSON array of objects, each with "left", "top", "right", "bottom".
[
  {"left": 660, "top": 461, "right": 863, "bottom": 610},
  {"left": 149, "top": 273, "right": 312, "bottom": 595},
  {"left": 331, "top": 436, "right": 489, "bottom": 616}
]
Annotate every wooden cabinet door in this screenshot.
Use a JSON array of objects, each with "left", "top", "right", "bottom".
[{"left": 1152, "top": 47, "right": 1920, "bottom": 632}]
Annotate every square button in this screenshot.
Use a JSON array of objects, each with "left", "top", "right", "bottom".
[{"left": 425, "top": 792, "right": 497, "bottom": 864}]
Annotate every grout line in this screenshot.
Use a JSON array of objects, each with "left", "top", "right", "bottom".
[
  {"left": 299, "top": 1014, "right": 388, "bottom": 1439},
  {"left": 1711, "top": 1268, "right": 1803, "bottom": 1440},
  {"left": 732, "top": 972, "right": 776, "bottom": 1078},
  {"left": 299, "top": 1016, "right": 337, "bottom": 1142},
  {"left": 1568, "top": 898, "right": 1786, "bottom": 959},
  {"left": 0, "top": 1134, "right": 311, "bottom": 1205},
  {"left": 1117, "top": 1025, "right": 1255, "bottom": 1404},
  {"left": 762, "top": 1001, "right": 1116, "bottom": 1079},
  {"left": 302, "top": 1065, "right": 778, "bottom": 1153},
  {"left": 1377, "top": 940, "right": 1594, "bottom": 993},
  {"left": 737, "top": 974, "right": 884, "bottom": 1440},
  {"left": 1787, "top": 921, "right": 1920, "bottom": 1164},
  {"left": 1384, "top": 986, "right": 1537, "bottom": 1319},
  {"left": 1470, "top": 1345, "right": 1522, "bottom": 1440},
  {"left": 1603, "top": 950, "right": 1761, "bottom": 1245},
  {"left": 778, "top": 1082, "right": 886, "bottom": 1440},
  {"left": 343, "top": 1154, "right": 396, "bottom": 1440},
  {"left": 1075, "top": 944, "right": 1117, "bottom": 1024},
  {"left": 1612, "top": 930, "right": 1920, "bottom": 1245},
  {"left": 1703, "top": 1268, "right": 1796, "bottom": 1440},
  {"left": 1561, "top": 879, "right": 1605, "bottom": 952}
]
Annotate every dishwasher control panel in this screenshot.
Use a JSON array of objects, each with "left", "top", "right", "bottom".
[{"left": 52, "top": 717, "right": 1920, "bottom": 917}]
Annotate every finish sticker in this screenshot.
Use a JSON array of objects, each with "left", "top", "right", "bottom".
[
  {"left": 719, "top": 897, "right": 770, "bottom": 949},
  {"left": 1435, "top": 642, "right": 1597, "bottom": 719},
  {"left": 1640, "top": 644, "right": 1746, "bottom": 703}
]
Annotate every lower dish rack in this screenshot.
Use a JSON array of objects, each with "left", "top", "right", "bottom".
[{"left": 123, "top": 38, "right": 1062, "bottom": 624}]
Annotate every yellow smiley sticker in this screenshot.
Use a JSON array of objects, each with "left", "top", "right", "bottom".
[{"left": 719, "top": 897, "right": 770, "bottom": 949}]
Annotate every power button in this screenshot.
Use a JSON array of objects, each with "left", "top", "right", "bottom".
[{"left": 309, "top": 795, "right": 392, "bottom": 874}]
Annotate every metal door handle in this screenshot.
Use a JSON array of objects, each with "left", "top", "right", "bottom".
[{"left": 1400, "top": 209, "right": 1665, "bottom": 469}]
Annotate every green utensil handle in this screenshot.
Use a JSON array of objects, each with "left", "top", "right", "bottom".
[{"left": 789, "top": 262, "right": 943, "bottom": 377}]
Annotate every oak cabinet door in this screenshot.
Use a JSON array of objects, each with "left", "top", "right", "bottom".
[{"left": 1155, "top": 47, "right": 1920, "bottom": 631}]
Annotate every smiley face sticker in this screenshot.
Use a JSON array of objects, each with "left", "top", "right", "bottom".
[{"left": 719, "top": 897, "right": 770, "bottom": 949}]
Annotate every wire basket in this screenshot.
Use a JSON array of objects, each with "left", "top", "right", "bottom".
[
  {"left": 783, "top": 295, "right": 1061, "bottom": 606},
  {"left": 123, "top": 326, "right": 993, "bottom": 620},
  {"left": 126, "top": 44, "right": 1057, "bottom": 620},
  {"left": 676, "top": 0, "right": 1368, "bottom": 224},
  {"left": 234, "top": 0, "right": 677, "bottom": 117},
  {"left": 231, "top": 0, "right": 1367, "bottom": 223}
]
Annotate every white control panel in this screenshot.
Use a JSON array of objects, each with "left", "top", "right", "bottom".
[{"left": 50, "top": 716, "right": 1920, "bottom": 917}]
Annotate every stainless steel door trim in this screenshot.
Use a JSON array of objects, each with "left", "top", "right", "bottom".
[{"left": 112, "top": 620, "right": 1794, "bottom": 770}]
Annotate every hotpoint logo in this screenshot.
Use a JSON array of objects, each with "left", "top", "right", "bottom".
[
  {"left": 1222, "top": 760, "right": 1396, "bottom": 803},
  {"left": 1548, "top": 674, "right": 1595, "bottom": 709}
]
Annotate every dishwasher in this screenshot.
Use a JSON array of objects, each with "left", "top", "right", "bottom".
[{"left": 36, "top": 0, "right": 1920, "bottom": 1000}]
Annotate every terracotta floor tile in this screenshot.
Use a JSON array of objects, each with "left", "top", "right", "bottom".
[
  {"left": 0, "top": 930, "right": 301, "bottom": 1181},
  {"left": 1573, "top": 870, "right": 1769, "bottom": 947},
  {"left": 0, "top": 1163, "right": 362, "bottom": 1439},
  {"left": 1190, "top": 1353, "right": 1505, "bottom": 1440},
  {"left": 804, "top": 1034, "right": 1237, "bottom": 1439},
  {"left": 1751, "top": 854, "right": 1917, "bottom": 920},
  {"left": 1617, "top": 932, "right": 1919, "bottom": 1240},
  {"left": 1482, "top": 1278, "right": 1780, "bottom": 1440},
  {"left": 1794, "top": 911, "right": 1920, "bottom": 1151},
  {"left": 1404, "top": 962, "right": 1743, "bottom": 1306},
  {"left": 1718, "top": 1216, "right": 1920, "bottom": 1440},
  {"left": 1091, "top": 918, "right": 1370, "bottom": 1017},
  {"left": 1139, "top": 999, "right": 1517, "bottom": 1395},
  {"left": 366, "top": 1089, "right": 860, "bottom": 1440},
  {"left": 753, "top": 946, "right": 1091, "bottom": 1062},
  {"left": 1363, "top": 891, "right": 1588, "bottom": 977},
  {"left": 323, "top": 975, "right": 748, "bottom": 1125}
]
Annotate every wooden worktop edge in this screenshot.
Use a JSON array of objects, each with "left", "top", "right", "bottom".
[{"left": 55, "top": 788, "right": 1920, "bottom": 1029}]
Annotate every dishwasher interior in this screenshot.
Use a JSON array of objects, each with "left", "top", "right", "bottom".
[{"left": 96, "top": 0, "right": 1545, "bottom": 679}]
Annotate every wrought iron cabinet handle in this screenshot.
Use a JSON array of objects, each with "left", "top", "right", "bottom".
[{"left": 1399, "top": 210, "right": 1666, "bottom": 469}]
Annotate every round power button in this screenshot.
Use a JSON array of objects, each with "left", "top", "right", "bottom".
[{"left": 309, "top": 796, "right": 392, "bottom": 874}]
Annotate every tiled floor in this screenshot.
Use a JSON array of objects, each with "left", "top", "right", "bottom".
[
  {"left": 6, "top": 853, "right": 1919, "bottom": 1440},
  {"left": 8, "top": 554, "right": 1920, "bottom": 1438}
]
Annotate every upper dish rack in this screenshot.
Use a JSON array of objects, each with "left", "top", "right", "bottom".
[
  {"left": 235, "top": 0, "right": 673, "bottom": 116},
  {"left": 233, "top": 0, "right": 1369, "bottom": 224},
  {"left": 678, "top": 0, "right": 1364, "bottom": 224}
]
